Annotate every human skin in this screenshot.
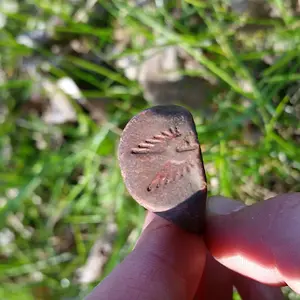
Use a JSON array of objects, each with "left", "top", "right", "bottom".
[{"left": 86, "top": 193, "right": 300, "bottom": 300}]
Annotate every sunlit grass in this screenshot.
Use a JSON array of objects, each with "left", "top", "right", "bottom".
[{"left": 1, "top": 0, "right": 300, "bottom": 298}]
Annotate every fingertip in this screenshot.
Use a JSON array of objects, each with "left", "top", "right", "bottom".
[{"left": 206, "top": 196, "right": 245, "bottom": 216}]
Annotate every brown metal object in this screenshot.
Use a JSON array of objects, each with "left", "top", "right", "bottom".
[{"left": 118, "top": 105, "right": 207, "bottom": 234}]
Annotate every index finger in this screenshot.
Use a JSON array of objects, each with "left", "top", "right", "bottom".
[{"left": 87, "top": 213, "right": 206, "bottom": 300}]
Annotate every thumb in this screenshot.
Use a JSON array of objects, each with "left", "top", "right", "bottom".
[
  {"left": 87, "top": 212, "right": 206, "bottom": 300},
  {"left": 206, "top": 193, "right": 300, "bottom": 294}
]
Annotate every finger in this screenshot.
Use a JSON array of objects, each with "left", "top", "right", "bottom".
[
  {"left": 207, "top": 196, "right": 245, "bottom": 216},
  {"left": 207, "top": 196, "right": 284, "bottom": 299},
  {"left": 206, "top": 193, "right": 300, "bottom": 294},
  {"left": 87, "top": 213, "right": 206, "bottom": 300},
  {"left": 194, "top": 252, "right": 234, "bottom": 300},
  {"left": 194, "top": 253, "right": 284, "bottom": 300},
  {"left": 233, "top": 273, "right": 284, "bottom": 300}
]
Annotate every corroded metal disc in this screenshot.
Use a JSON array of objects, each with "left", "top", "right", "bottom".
[{"left": 118, "top": 105, "right": 207, "bottom": 233}]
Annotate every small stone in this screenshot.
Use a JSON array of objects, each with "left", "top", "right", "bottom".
[{"left": 137, "top": 46, "right": 213, "bottom": 111}]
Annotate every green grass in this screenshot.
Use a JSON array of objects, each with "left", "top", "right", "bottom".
[{"left": 1, "top": 0, "right": 300, "bottom": 299}]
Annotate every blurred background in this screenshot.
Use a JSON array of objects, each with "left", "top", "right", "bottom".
[{"left": 1, "top": 0, "right": 300, "bottom": 299}]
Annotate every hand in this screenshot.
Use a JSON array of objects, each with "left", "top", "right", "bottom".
[{"left": 86, "top": 193, "right": 300, "bottom": 300}]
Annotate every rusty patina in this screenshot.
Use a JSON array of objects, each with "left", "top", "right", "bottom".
[{"left": 118, "top": 105, "right": 207, "bottom": 234}]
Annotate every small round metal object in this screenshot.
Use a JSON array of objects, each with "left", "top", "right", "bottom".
[{"left": 118, "top": 105, "right": 207, "bottom": 233}]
